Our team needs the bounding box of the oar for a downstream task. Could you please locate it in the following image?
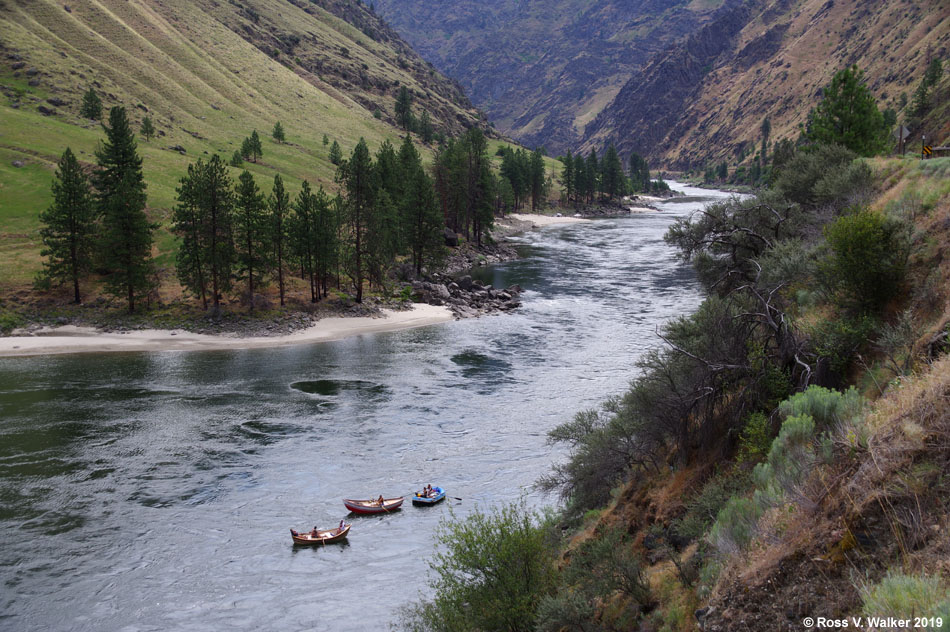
[451,497,463,501]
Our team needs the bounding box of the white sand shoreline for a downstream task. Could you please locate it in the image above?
[506,213,591,227]
[0,304,454,357]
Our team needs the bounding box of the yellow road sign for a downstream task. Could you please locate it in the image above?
[923,145,932,155]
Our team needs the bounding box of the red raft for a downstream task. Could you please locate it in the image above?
[342,497,404,514]
[290,523,350,545]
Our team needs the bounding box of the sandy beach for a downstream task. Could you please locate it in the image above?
[0,304,453,357]
[507,213,591,227]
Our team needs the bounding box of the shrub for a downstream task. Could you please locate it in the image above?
[778,385,865,430]
[561,526,650,606]
[737,412,773,463]
[809,315,877,376]
[709,496,764,555]
[0,310,25,334]
[535,591,599,632]
[819,209,910,312]
[859,572,950,628]
[675,470,752,542]
[773,143,857,207]
[396,503,557,632]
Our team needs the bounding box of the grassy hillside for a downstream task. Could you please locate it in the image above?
[0,0,488,295]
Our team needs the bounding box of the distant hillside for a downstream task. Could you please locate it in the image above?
[581,0,950,167]
[373,0,724,154]
[0,0,488,291]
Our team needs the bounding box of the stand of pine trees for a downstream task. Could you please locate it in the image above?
[38,120,545,313]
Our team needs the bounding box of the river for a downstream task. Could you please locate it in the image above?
[0,183,734,631]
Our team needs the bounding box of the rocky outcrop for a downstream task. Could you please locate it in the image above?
[411,274,522,319]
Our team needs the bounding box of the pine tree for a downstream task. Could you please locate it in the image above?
[601,143,624,200]
[313,186,338,299]
[38,147,97,303]
[269,174,290,306]
[94,106,154,313]
[529,148,546,211]
[806,65,887,156]
[628,153,650,193]
[561,151,575,205]
[760,117,771,166]
[272,121,285,144]
[419,110,434,144]
[322,134,330,146]
[230,150,244,167]
[291,181,320,303]
[234,170,270,310]
[329,139,343,165]
[249,130,263,162]
[337,138,376,302]
[395,85,413,131]
[585,151,599,202]
[80,87,102,120]
[403,155,442,275]
[140,116,155,142]
[172,155,234,313]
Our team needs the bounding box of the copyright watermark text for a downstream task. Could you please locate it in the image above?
[802,617,944,629]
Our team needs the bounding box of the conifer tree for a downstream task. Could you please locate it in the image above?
[806,65,886,156]
[172,155,234,313]
[585,151,599,202]
[290,181,320,303]
[329,139,343,165]
[230,150,243,167]
[313,186,338,299]
[80,87,102,120]
[234,170,270,310]
[401,143,442,275]
[529,148,546,211]
[760,117,771,166]
[573,154,587,208]
[561,151,575,205]
[601,143,624,200]
[38,147,97,303]
[272,121,285,144]
[140,116,155,142]
[418,110,434,144]
[269,174,290,306]
[94,106,154,313]
[242,131,263,162]
[395,85,413,131]
[628,153,650,193]
[337,138,376,302]
[322,134,329,146]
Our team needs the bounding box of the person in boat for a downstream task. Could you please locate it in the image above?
[310,526,319,538]
[290,528,299,537]
[337,519,346,534]
[424,484,432,497]
[377,495,385,506]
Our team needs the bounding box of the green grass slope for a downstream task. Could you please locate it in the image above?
[0,0,486,293]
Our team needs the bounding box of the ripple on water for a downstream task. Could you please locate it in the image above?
[290,379,388,398]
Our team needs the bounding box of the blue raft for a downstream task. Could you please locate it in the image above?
[412,486,445,506]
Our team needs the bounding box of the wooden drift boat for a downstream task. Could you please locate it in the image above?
[412,486,446,506]
[290,523,350,545]
[342,497,404,514]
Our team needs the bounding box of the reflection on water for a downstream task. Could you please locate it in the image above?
[0,184,731,631]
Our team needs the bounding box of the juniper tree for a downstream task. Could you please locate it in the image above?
[94,106,155,313]
[268,174,290,306]
[140,116,155,142]
[234,170,270,310]
[38,147,97,303]
[80,87,102,120]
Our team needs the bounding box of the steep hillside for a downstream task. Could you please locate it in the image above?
[581,0,950,167]
[0,0,487,291]
[373,0,724,154]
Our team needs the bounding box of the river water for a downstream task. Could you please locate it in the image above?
[0,184,733,631]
